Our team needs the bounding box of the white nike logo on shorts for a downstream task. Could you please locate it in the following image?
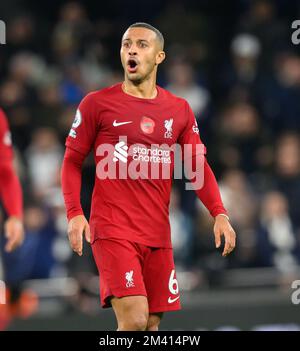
[113,120,133,127]
[168,296,180,304]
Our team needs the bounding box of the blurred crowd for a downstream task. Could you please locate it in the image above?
[0,0,300,312]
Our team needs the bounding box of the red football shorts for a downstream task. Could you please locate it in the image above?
[91,238,181,313]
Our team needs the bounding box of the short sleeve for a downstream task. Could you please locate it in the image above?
[178,102,206,159]
[65,93,99,156]
[0,109,13,160]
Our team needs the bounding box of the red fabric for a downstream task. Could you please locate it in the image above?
[0,109,13,160]
[61,83,227,248]
[91,238,181,313]
[61,147,85,221]
[194,158,228,217]
[0,109,23,218]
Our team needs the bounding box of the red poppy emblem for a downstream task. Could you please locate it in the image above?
[140,116,155,134]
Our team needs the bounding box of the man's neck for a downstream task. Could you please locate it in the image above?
[122,77,158,99]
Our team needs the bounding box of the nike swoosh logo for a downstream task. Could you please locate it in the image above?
[113,120,133,127]
[168,296,180,304]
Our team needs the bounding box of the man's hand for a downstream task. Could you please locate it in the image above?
[214,215,236,257]
[68,215,91,256]
[4,216,24,252]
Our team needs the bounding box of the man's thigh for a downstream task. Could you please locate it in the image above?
[111,295,148,320]
[143,247,181,313]
[91,238,148,308]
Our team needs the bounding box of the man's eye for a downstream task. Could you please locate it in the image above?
[140,43,147,48]
[123,42,130,48]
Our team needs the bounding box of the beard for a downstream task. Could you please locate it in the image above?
[126,72,144,85]
[124,62,156,85]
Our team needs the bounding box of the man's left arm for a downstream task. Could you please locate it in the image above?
[194,157,236,257]
[178,101,236,257]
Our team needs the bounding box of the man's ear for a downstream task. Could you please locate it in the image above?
[156,51,166,65]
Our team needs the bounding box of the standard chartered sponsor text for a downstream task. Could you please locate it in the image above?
[95,137,205,190]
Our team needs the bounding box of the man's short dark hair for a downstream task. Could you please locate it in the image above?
[127,22,164,49]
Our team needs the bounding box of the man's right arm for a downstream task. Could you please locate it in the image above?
[61,93,99,255]
[61,147,85,221]
[61,147,91,256]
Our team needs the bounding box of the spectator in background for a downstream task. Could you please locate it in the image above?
[260,53,300,133]
[166,61,210,118]
[237,0,288,68]
[35,83,63,129]
[169,187,194,269]
[8,52,47,89]
[274,133,300,229]
[0,51,44,150]
[0,203,56,329]
[26,128,63,202]
[256,191,300,277]
[6,15,37,56]
[80,43,113,92]
[193,168,257,272]
[51,2,91,63]
[1,204,57,281]
[220,33,261,104]
[215,102,269,174]
[219,169,257,267]
[60,61,85,104]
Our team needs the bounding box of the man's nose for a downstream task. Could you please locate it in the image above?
[128,45,137,55]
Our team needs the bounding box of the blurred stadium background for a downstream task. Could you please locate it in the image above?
[1,0,300,331]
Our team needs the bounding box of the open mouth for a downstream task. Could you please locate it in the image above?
[127,58,138,73]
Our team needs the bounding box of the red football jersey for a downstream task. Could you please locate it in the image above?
[65,83,205,248]
[0,108,13,160]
